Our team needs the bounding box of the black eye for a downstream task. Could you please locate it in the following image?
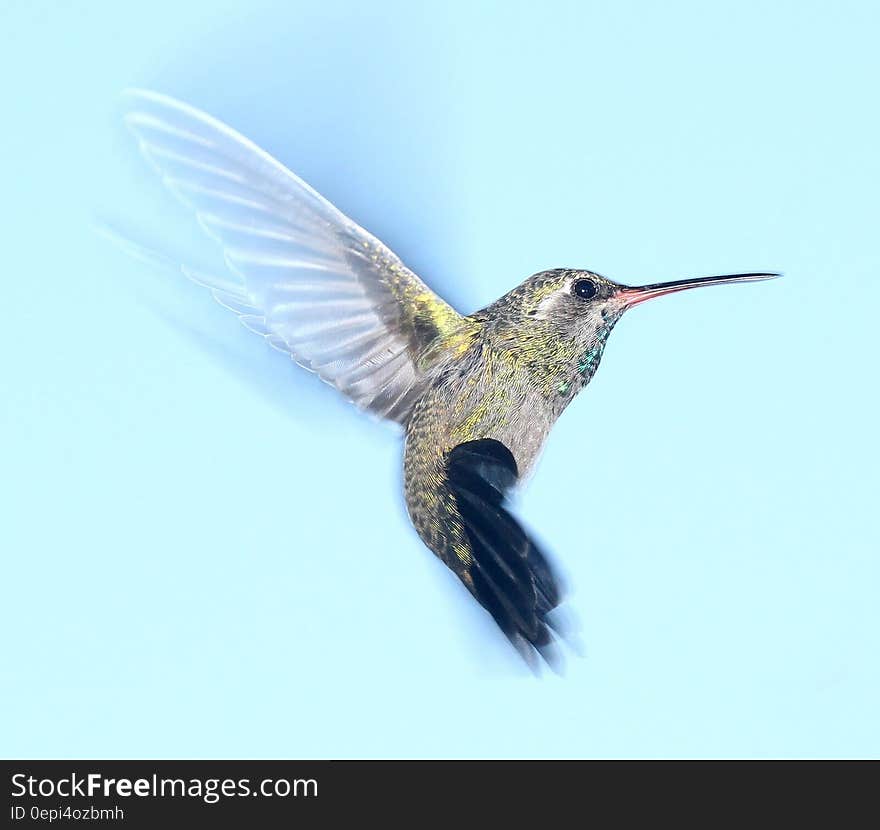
[573,278,598,300]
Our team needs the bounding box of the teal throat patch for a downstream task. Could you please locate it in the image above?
[577,320,614,380]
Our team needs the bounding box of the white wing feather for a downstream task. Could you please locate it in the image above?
[124,89,462,423]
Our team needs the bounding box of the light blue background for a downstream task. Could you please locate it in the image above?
[2,0,878,759]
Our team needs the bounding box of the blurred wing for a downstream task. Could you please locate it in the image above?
[446,439,565,665]
[124,89,463,423]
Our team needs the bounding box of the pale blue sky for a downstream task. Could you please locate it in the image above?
[2,0,878,758]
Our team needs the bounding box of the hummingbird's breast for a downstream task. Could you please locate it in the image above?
[403,338,557,577]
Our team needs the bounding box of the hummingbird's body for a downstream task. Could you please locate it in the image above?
[402,270,629,654]
[124,90,778,665]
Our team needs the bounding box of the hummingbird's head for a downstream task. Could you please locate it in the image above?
[480,268,779,397]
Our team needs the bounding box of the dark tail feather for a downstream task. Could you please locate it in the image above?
[446,439,566,665]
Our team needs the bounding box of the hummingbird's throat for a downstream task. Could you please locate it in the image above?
[557,309,622,399]
[578,341,607,379]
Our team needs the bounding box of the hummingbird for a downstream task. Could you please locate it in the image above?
[123,90,778,667]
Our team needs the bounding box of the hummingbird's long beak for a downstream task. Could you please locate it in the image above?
[619,272,780,308]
